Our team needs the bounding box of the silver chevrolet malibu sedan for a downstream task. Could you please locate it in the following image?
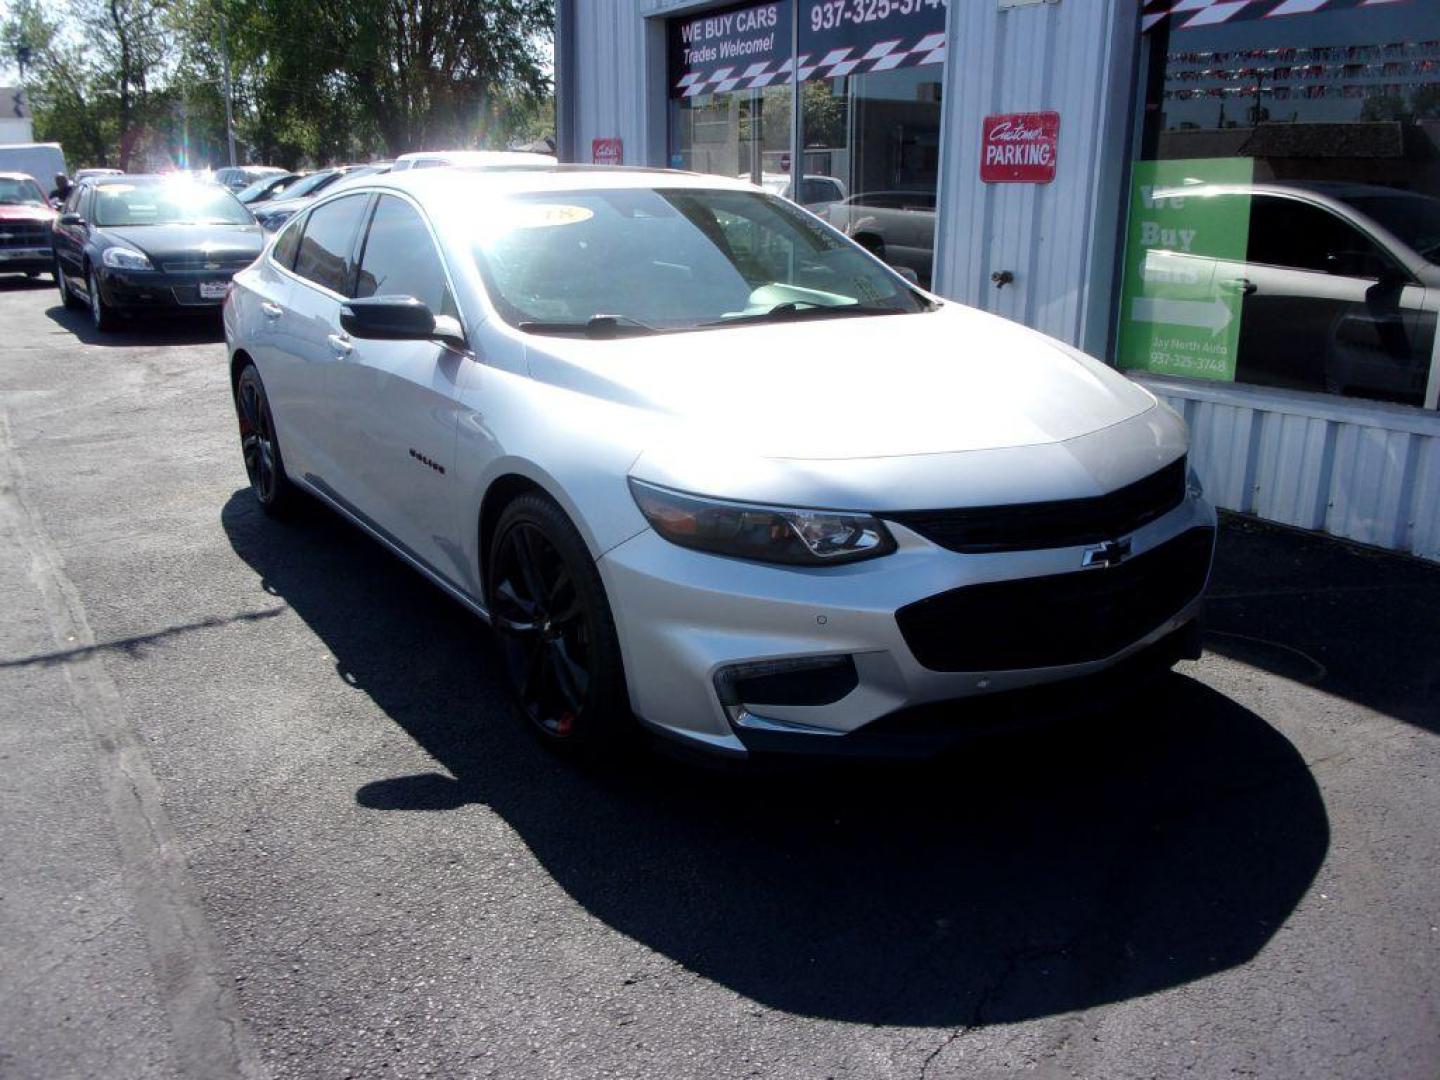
[224,166,1216,759]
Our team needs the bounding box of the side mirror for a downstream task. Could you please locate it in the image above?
[893,265,920,286]
[59,212,84,227]
[340,296,468,352]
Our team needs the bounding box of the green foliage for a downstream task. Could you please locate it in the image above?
[5,0,555,170]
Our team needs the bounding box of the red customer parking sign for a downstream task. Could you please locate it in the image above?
[980,112,1059,184]
[592,138,623,166]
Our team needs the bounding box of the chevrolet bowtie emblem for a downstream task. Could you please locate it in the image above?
[1082,537,1132,569]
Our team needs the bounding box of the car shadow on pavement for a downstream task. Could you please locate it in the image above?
[42,296,225,347]
[1205,513,1440,735]
[221,489,1329,1028]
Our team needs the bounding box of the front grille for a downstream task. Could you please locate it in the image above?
[0,223,50,249]
[895,526,1214,672]
[160,255,254,273]
[886,457,1187,554]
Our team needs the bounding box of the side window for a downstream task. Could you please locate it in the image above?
[65,185,83,216]
[292,194,369,295]
[355,195,457,318]
[1247,196,1391,278]
[270,214,304,270]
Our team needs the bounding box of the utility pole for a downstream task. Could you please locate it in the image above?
[219,7,237,166]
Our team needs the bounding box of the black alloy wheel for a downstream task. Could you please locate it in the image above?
[234,364,293,515]
[487,494,629,751]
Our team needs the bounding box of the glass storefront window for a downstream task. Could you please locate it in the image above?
[667,0,948,287]
[1120,0,1440,410]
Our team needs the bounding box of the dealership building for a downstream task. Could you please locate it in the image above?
[556,0,1440,561]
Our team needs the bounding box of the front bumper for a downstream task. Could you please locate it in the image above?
[96,266,240,311]
[0,247,54,273]
[599,491,1216,758]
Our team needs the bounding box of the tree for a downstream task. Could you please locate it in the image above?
[231,0,553,157]
[2,0,115,168]
[75,0,173,168]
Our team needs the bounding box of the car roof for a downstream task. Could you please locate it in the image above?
[355,164,757,202]
[0,171,46,182]
[394,150,558,167]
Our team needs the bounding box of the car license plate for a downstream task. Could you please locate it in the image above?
[199,281,228,300]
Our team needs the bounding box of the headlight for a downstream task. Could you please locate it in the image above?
[102,246,152,270]
[629,479,896,566]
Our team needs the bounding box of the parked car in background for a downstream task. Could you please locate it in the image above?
[215,165,287,193]
[251,165,388,231]
[820,191,937,287]
[237,172,304,205]
[390,149,557,171]
[742,171,847,209]
[0,172,58,279]
[1138,181,1440,408]
[225,167,1214,759]
[74,168,124,182]
[53,174,264,331]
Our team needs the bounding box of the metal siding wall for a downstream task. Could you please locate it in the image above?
[571,0,655,165]
[1151,381,1440,564]
[931,0,1138,357]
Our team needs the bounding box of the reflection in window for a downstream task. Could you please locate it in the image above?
[1120,2,1440,409]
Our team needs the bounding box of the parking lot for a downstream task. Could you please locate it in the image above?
[0,275,1437,1079]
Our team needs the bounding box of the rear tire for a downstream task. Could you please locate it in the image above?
[486,494,632,755]
[233,363,296,517]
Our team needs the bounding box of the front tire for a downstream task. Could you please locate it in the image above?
[87,267,118,331]
[487,494,631,754]
[234,363,296,516]
[57,262,84,310]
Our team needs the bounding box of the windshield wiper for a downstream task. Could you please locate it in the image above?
[516,313,666,339]
[700,302,910,328]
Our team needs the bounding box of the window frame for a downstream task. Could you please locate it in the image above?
[351,189,469,337]
[1243,193,1413,284]
[281,191,374,300]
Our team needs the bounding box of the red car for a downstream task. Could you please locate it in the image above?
[0,172,58,280]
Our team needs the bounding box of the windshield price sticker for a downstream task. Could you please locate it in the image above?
[512,204,594,230]
[1116,157,1255,382]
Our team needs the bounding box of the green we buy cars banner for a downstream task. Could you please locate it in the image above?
[1117,158,1255,381]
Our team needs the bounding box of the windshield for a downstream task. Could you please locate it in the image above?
[281,171,340,200]
[470,188,931,333]
[237,175,293,202]
[0,177,49,206]
[1341,192,1440,265]
[92,182,253,227]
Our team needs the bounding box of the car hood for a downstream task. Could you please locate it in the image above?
[527,304,1184,510]
[526,304,1157,461]
[102,223,265,262]
[0,204,56,224]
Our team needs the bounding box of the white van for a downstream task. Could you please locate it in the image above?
[0,142,67,192]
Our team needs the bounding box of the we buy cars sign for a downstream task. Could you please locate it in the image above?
[981,112,1059,184]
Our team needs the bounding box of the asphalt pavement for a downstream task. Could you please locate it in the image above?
[1,276,1437,1080]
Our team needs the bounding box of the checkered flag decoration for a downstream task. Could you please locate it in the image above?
[1142,0,1408,33]
[675,32,947,97]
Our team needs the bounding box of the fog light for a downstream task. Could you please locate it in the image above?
[714,655,859,709]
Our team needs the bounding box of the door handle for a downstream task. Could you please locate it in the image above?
[327,333,354,357]
[1221,277,1257,296]
[260,301,283,320]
